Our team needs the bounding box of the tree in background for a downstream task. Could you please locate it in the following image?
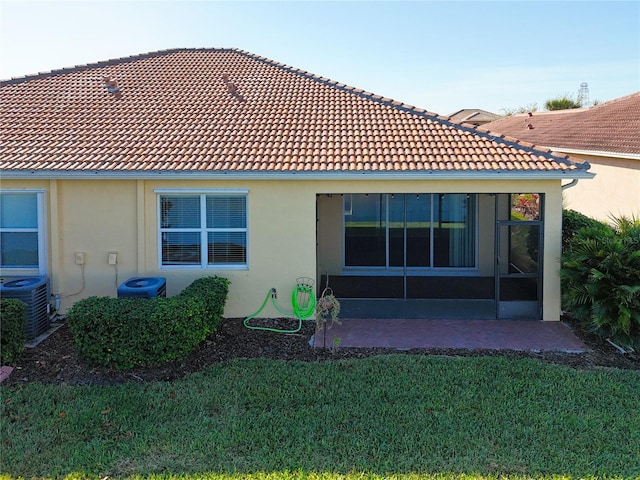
[545,95,582,111]
[499,102,538,117]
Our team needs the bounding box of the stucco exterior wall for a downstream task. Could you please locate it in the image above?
[561,154,640,222]
[1,177,564,320]
[140,180,317,319]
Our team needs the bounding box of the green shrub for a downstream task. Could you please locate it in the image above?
[0,298,27,364]
[177,276,229,331]
[562,209,607,251]
[561,216,640,348]
[67,276,229,369]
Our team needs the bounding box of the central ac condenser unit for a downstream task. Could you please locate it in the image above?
[0,276,50,340]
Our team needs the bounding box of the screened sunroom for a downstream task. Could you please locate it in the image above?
[317,192,544,320]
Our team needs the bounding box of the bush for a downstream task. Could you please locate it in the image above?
[0,298,27,364]
[562,209,607,251]
[67,276,229,369]
[561,216,640,349]
[177,276,229,332]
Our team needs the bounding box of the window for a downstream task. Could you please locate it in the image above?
[344,193,476,270]
[433,194,476,268]
[0,191,46,273]
[158,191,247,268]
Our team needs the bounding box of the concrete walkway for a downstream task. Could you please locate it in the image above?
[313,318,588,352]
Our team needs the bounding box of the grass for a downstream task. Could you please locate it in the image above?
[1,355,639,479]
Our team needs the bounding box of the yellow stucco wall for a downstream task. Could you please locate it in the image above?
[561,154,640,222]
[1,177,564,320]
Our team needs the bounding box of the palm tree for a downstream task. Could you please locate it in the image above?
[545,95,582,111]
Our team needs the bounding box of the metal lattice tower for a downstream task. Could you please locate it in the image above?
[577,82,589,107]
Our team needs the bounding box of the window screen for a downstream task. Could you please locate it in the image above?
[160,193,247,267]
[0,193,41,269]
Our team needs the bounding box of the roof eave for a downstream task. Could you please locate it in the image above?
[0,170,595,181]
[546,147,640,161]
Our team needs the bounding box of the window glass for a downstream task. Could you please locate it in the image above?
[344,194,386,266]
[433,194,476,268]
[405,195,431,267]
[0,193,37,228]
[206,196,246,229]
[161,196,200,228]
[388,195,404,267]
[208,232,247,264]
[344,193,476,270]
[161,232,201,265]
[159,193,247,268]
[0,193,42,270]
[0,232,39,267]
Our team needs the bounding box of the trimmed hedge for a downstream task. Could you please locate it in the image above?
[67,276,229,370]
[0,298,27,365]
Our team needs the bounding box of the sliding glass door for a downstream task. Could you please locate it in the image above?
[344,194,387,266]
[433,194,476,268]
[344,194,477,271]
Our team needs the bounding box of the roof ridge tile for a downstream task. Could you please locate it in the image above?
[1,47,241,85]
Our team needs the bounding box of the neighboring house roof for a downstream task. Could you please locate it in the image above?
[481,92,640,158]
[447,109,501,126]
[0,48,589,179]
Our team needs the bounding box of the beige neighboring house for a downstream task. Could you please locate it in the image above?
[482,92,640,222]
[0,48,592,322]
[447,109,501,127]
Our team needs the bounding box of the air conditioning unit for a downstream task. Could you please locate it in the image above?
[0,276,50,341]
[117,277,167,299]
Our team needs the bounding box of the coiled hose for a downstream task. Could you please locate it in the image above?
[243,284,316,333]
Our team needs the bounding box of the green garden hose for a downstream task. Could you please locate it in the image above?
[244,284,317,333]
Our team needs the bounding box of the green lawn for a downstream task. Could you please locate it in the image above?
[2,355,639,479]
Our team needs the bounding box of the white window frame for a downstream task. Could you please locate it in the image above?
[0,190,47,276]
[155,189,249,270]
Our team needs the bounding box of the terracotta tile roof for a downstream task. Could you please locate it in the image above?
[1,48,588,176]
[481,92,640,156]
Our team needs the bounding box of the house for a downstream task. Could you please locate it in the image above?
[447,109,501,127]
[481,93,640,222]
[0,48,593,321]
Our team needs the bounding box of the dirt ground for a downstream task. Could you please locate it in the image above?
[4,316,639,386]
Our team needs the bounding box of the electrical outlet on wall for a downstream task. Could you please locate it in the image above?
[108,252,118,265]
[75,252,85,265]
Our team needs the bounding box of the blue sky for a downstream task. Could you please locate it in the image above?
[1,0,638,115]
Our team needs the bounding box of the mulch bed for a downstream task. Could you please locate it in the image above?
[3,316,638,386]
